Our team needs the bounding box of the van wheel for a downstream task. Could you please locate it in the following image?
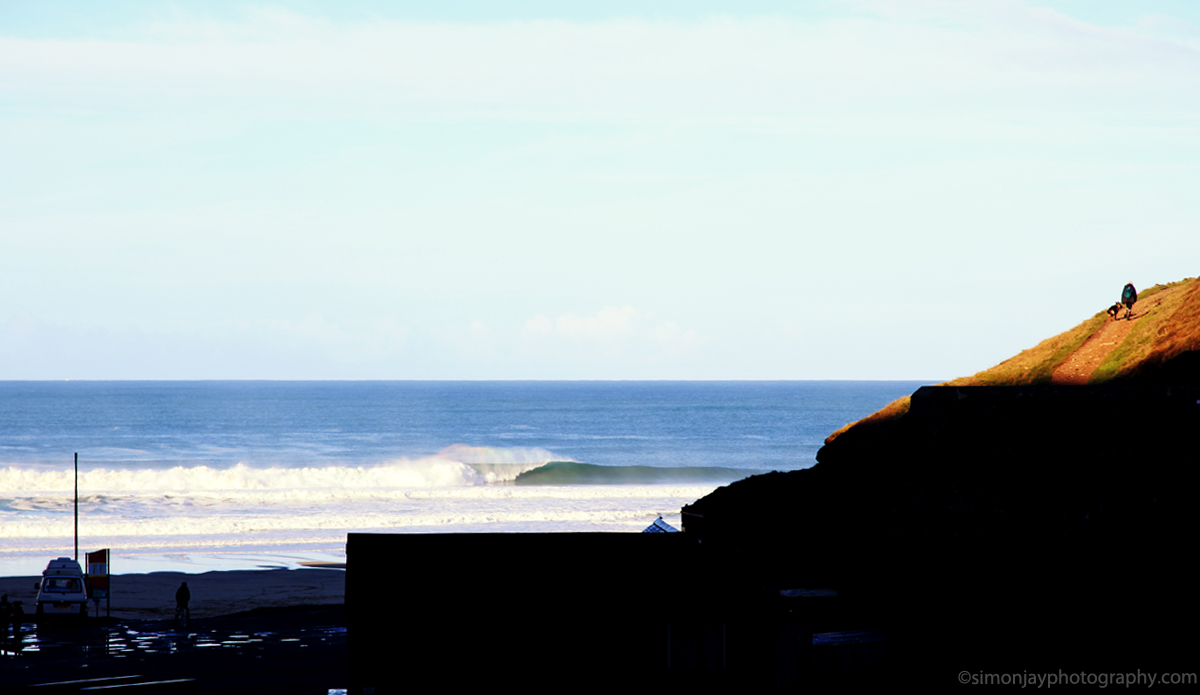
[36,603,43,616]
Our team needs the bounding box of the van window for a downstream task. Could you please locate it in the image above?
[43,577,82,593]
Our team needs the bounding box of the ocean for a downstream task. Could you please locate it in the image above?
[0,381,926,576]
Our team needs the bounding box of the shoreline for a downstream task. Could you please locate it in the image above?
[0,548,349,580]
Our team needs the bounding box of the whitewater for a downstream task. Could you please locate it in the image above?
[0,381,926,575]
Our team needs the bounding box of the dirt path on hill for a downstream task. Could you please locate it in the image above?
[1050,290,1170,384]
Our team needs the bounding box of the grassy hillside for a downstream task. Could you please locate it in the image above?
[825,276,1200,445]
[1091,278,1200,381]
[945,313,1108,387]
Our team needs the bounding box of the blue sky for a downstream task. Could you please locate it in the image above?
[2,0,1198,379]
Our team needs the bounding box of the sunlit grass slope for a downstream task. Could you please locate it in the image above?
[825,276,1200,445]
[1091,278,1200,381]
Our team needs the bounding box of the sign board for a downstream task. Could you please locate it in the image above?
[86,548,111,616]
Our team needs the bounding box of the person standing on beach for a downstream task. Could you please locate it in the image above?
[1122,282,1137,319]
[174,581,191,627]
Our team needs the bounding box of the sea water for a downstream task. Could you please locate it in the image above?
[0,381,925,575]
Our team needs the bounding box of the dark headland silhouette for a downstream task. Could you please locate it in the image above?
[682,276,1200,681]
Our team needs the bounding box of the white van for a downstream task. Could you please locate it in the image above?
[35,557,89,618]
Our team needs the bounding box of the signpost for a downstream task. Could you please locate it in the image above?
[74,453,79,562]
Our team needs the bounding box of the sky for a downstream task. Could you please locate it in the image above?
[1,0,1198,380]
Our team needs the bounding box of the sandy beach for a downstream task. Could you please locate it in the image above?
[0,567,344,621]
[1,568,346,694]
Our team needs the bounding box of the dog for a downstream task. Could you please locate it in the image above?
[1107,302,1123,320]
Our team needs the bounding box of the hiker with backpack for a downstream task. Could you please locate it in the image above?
[1121,283,1137,319]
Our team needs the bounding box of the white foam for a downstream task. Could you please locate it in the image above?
[0,444,570,496]
[0,444,712,574]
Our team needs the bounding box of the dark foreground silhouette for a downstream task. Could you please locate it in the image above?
[0,605,345,694]
[683,378,1199,683]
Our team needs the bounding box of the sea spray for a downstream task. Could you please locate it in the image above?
[0,445,567,494]
[0,444,732,566]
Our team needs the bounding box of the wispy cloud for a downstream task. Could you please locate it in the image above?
[524,307,640,339]
[3,4,1196,132]
[268,313,410,361]
[522,307,700,356]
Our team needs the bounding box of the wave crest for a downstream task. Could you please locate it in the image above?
[0,445,568,494]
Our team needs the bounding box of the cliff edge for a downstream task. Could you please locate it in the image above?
[823,275,1200,447]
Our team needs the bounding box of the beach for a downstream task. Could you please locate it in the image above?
[0,567,344,622]
[1,568,347,694]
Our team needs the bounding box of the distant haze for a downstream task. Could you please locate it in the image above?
[2,1,1198,380]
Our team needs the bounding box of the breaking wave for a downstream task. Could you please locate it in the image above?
[0,445,755,497]
[0,445,562,495]
[0,444,748,558]
[514,461,756,485]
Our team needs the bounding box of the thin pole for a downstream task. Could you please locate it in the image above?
[74,452,79,562]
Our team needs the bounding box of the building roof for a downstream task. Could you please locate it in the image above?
[641,517,679,533]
